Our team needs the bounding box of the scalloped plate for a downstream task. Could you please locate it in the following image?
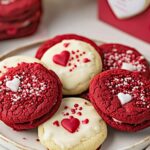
[0,39,149,150]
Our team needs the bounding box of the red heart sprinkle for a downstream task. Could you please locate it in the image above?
[61,117,80,133]
[53,51,70,67]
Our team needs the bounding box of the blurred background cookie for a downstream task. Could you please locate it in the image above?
[0,0,42,40]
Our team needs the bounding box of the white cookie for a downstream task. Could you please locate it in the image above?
[0,56,43,77]
[38,97,107,150]
[41,39,102,95]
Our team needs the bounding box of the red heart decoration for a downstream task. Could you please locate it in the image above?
[61,117,80,133]
[53,51,70,67]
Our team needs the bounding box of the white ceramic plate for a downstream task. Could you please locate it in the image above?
[0,40,149,150]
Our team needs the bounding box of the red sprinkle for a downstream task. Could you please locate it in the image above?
[77,112,82,116]
[77,50,80,52]
[71,109,76,114]
[64,106,68,109]
[65,112,69,116]
[74,104,79,107]
[71,51,75,54]
[69,116,74,119]
[85,102,88,105]
[82,119,89,124]
[53,121,60,127]
[83,58,91,63]
[75,55,79,58]
[68,63,71,66]
[79,107,83,110]
[63,43,70,48]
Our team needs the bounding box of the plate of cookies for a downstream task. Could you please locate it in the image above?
[0,34,149,150]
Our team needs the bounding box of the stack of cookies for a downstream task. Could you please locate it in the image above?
[0,33,149,150]
[0,0,42,40]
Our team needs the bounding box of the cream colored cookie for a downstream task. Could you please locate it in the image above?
[0,56,43,77]
[41,39,102,95]
[38,98,107,150]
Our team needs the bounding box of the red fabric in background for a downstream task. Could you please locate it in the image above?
[98,0,150,43]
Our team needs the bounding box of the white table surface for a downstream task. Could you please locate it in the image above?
[0,0,150,149]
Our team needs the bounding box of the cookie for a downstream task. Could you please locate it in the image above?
[0,0,41,18]
[38,97,107,150]
[89,69,150,132]
[0,56,42,77]
[0,11,41,40]
[36,34,103,95]
[0,0,42,40]
[99,43,150,78]
[0,56,62,130]
[0,21,40,40]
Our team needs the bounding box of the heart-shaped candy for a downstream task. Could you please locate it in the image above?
[108,0,150,19]
[6,78,20,92]
[53,51,70,67]
[117,93,132,105]
[121,63,137,71]
[61,117,80,133]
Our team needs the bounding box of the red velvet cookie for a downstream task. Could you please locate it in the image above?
[89,69,150,132]
[0,0,42,40]
[0,0,41,18]
[99,44,150,78]
[0,11,41,40]
[0,62,62,130]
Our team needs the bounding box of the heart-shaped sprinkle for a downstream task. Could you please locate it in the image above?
[61,117,80,133]
[53,51,70,67]
[6,78,20,92]
[108,0,150,19]
[121,63,137,71]
[117,93,132,105]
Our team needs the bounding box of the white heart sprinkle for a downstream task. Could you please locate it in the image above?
[6,78,20,92]
[121,63,137,71]
[107,0,150,19]
[117,93,132,105]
